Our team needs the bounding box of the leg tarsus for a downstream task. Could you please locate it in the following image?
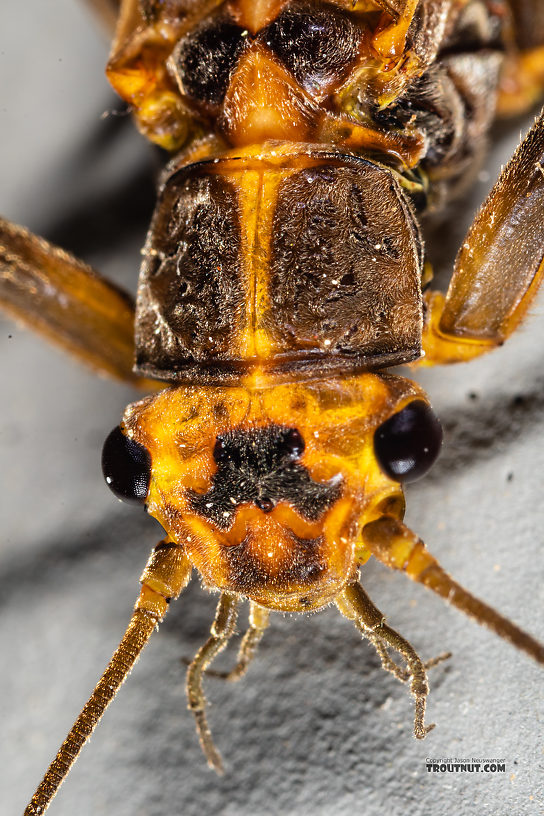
[209,604,270,683]
[337,581,435,740]
[367,631,451,683]
[423,651,452,672]
[185,593,239,774]
[182,604,270,683]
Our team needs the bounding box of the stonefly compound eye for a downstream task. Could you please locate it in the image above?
[374,400,443,482]
[101,426,151,504]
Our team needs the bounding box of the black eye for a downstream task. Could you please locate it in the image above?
[102,426,152,504]
[374,400,442,483]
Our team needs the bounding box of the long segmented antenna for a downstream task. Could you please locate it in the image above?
[362,515,544,665]
[25,607,159,816]
[24,541,191,816]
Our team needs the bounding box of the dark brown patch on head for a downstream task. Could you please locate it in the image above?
[224,531,326,593]
[188,424,342,529]
[135,165,245,379]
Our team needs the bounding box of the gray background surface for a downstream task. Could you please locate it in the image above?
[0,2,543,815]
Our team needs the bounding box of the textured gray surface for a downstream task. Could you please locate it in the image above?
[1,3,543,815]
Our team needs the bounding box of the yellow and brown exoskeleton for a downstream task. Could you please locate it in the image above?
[1,1,544,813]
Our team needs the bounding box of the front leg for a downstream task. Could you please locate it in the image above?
[419,107,544,367]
